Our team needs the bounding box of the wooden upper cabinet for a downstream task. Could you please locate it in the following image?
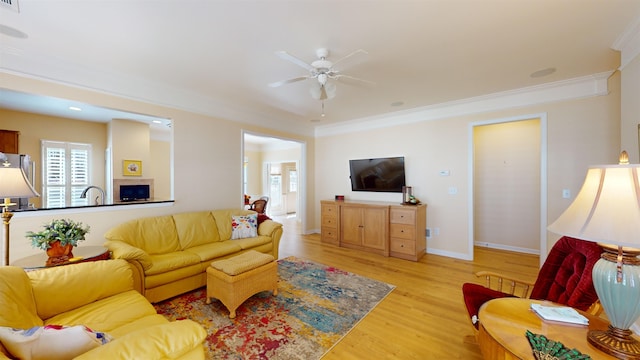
[0,130,20,153]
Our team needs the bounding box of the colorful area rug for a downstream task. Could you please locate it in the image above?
[154,256,395,359]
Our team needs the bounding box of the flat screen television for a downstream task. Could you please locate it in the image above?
[349,156,406,193]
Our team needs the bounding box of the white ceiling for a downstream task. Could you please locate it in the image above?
[1,0,639,137]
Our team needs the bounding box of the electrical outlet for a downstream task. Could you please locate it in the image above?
[434,228,440,236]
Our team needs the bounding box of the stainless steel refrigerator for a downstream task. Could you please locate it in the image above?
[3,153,37,211]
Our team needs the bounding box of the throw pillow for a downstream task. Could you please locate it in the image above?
[257,213,271,225]
[0,325,111,360]
[231,214,258,239]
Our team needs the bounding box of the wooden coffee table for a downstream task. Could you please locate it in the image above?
[477,298,617,359]
[11,246,111,270]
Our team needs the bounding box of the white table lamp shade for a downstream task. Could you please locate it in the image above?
[0,167,39,200]
[548,165,640,248]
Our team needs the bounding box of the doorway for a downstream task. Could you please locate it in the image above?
[469,114,548,263]
[242,132,305,235]
[266,162,297,216]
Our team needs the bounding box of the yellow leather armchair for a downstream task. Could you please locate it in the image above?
[0,259,206,359]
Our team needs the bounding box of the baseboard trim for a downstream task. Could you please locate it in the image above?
[473,241,540,255]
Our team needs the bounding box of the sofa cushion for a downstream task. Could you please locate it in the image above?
[145,263,203,290]
[231,214,258,239]
[0,267,43,330]
[28,260,134,321]
[210,250,274,276]
[103,240,152,270]
[0,325,111,360]
[258,219,283,236]
[144,251,202,276]
[103,314,168,338]
[44,290,157,333]
[104,216,180,255]
[184,241,243,262]
[74,320,207,360]
[173,211,221,249]
[231,235,273,251]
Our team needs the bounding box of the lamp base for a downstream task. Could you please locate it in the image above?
[2,207,14,266]
[588,326,640,359]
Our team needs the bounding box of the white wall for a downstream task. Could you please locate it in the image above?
[1,72,314,262]
[621,50,640,162]
[315,74,620,260]
[0,58,630,264]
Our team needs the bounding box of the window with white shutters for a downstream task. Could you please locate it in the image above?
[41,140,92,208]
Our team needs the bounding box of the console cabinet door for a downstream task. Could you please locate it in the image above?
[340,204,389,256]
[340,206,363,246]
[362,207,388,252]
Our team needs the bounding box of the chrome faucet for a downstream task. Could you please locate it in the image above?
[80,185,105,205]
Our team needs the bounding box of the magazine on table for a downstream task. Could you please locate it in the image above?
[530,303,589,326]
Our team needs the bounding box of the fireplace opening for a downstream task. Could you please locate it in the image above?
[120,184,150,201]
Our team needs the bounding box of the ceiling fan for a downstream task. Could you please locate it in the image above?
[269,48,373,101]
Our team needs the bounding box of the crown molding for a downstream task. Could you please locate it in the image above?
[314,71,614,138]
[612,15,640,70]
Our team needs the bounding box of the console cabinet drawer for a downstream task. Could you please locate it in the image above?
[321,203,338,216]
[390,209,415,225]
[322,216,337,227]
[322,227,338,241]
[390,238,417,256]
[390,223,415,240]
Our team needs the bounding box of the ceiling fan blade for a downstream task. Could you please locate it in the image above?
[331,49,368,67]
[334,74,375,86]
[268,76,310,88]
[275,51,315,72]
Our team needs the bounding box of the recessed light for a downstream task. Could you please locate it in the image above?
[68,106,82,111]
[530,67,556,78]
[391,101,404,107]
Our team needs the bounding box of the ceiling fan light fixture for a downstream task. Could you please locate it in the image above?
[325,82,336,97]
[309,82,336,100]
[318,73,328,85]
[270,47,370,101]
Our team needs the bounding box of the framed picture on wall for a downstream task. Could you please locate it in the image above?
[123,160,142,176]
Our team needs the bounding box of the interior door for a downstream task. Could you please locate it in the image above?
[283,162,297,214]
[267,163,284,215]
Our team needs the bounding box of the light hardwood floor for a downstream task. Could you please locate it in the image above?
[274,215,540,359]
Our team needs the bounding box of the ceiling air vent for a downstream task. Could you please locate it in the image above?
[0,0,19,12]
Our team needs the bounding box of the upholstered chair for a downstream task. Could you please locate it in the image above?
[249,198,268,214]
[462,236,602,329]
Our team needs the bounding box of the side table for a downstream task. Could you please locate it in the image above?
[477,298,617,359]
[11,246,111,270]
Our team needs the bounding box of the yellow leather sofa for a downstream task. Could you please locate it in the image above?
[0,259,207,359]
[104,209,283,303]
